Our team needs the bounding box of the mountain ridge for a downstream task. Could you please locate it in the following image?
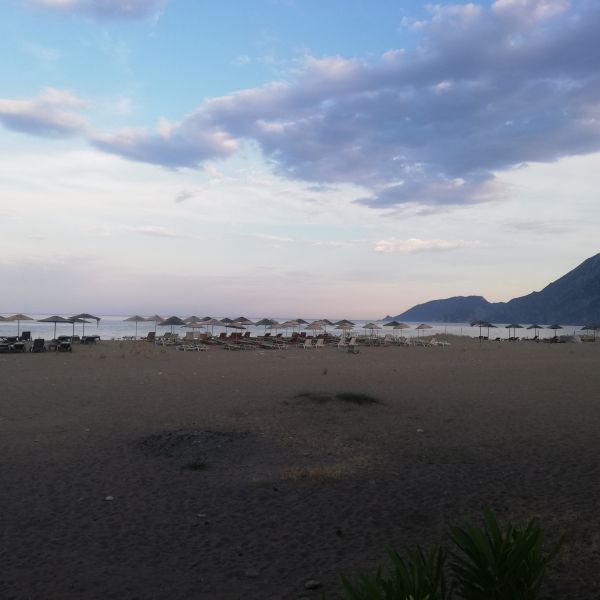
[390,253,600,324]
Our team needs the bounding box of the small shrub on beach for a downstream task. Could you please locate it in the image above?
[336,392,379,405]
[183,459,207,471]
[342,545,449,600]
[284,465,343,481]
[341,508,561,600]
[295,391,379,405]
[448,507,562,600]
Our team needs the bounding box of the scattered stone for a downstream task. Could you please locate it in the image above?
[245,568,260,578]
[304,579,321,590]
[416,428,424,433]
[105,496,114,501]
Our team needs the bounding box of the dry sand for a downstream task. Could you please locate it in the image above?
[2,337,600,599]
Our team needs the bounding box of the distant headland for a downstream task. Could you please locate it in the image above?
[388,253,600,325]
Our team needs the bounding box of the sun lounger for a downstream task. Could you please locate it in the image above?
[302,339,314,349]
[314,338,325,349]
[31,338,46,353]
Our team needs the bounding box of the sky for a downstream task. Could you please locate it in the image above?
[1,0,599,318]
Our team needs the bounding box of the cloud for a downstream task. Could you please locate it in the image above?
[0,87,87,137]
[78,0,600,210]
[89,116,238,168]
[127,226,191,239]
[29,0,166,20]
[373,238,482,254]
[245,233,294,243]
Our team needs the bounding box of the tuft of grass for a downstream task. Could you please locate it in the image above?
[336,392,379,405]
[341,508,562,600]
[449,506,562,600]
[295,391,379,405]
[284,465,343,482]
[183,459,208,471]
[342,545,449,600]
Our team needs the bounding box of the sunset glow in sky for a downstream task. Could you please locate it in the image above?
[1,0,599,318]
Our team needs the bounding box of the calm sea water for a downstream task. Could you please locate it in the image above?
[0,315,584,340]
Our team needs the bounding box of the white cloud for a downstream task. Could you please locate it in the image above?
[126,226,192,239]
[374,238,483,254]
[0,87,87,137]
[29,0,166,20]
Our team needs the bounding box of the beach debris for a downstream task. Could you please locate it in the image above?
[417,428,424,433]
[304,579,322,590]
[105,496,114,501]
[323,367,328,375]
[244,568,260,578]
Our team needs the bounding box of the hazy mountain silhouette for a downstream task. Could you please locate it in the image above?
[391,253,600,324]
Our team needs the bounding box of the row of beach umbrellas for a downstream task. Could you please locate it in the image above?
[0,313,101,338]
[470,320,600,339]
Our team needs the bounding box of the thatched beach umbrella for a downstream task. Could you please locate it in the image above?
[505,323,523,339]
[233,317,254,326]
[384,320,410,339]
[548,323,563,339]
[38,315,72,339]
[71,313,100,337]
[416,323,433,338]
[184,315,202,323]
[527,323,545,338]
[201,318,224,334]
[335,323,353,338]
[158,316,185,333]
[581,324,599,340]
[6,313,34,337]
[280,320,299,335]
[363,322,382,337]
[124,315,147,339]
[305,321,324,336]
[145,315,164,333]
[68,317,89,338]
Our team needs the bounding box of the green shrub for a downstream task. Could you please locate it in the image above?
[341,508,561,600]
[341,546,449,600]
[449,507,561,600]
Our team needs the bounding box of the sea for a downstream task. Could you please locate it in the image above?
[0,314,585,341]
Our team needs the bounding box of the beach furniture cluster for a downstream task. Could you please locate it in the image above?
[0,313,101,353]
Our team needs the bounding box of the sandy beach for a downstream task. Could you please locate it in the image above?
[2,337,600,599]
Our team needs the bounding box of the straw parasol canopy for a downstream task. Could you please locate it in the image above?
[505,323,523,339]
[38,315,72,338]
[305,321,324,335]
[158,316,185,333]
[581,324,599,340]
[145,315,164,333]
[71,313,100,337]
[363,322,382,336]
[68,317,89,337]
[548,323,563,338]
[416,323,433,337]
[6,313,34,337]
[201,318,224,334]
[279,320,300,335]
[384,320,410,338]
[220,317,234,325]
[233,317,255,326]
[526,323,545,338]
[124,315,147,338]
[335,323,354,338]
[184,315,202,323]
